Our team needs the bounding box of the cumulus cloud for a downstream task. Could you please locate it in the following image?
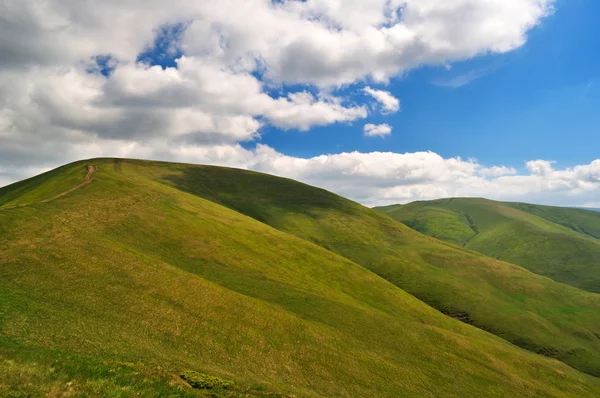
[6,140,597,208]
[0,0,555,79]
[210,149,600,207]
[478,165,518,178]
[363,87,400,114]
[526,160,556,176]
[0,0,563,206]
[363,124,392,137]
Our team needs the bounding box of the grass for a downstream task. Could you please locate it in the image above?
[1,158,600,397]
[375,198,600,293]
[153,163,600,376]
[0,336,200,397]
[0,163,93,208]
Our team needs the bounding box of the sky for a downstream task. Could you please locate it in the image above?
[1,0,599,207]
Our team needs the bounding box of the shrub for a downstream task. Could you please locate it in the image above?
[180,370,234,390]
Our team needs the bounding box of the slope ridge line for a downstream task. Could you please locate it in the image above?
[0,165,97,211]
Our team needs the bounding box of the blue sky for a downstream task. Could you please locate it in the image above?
[2,0,599,206]
[257,0,599,171]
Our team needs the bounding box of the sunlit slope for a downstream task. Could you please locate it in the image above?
[4,160,600,396]
[0,163,92,208]
[151,163,600,377]
[376,198,600,293]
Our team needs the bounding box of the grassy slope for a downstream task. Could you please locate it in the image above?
[508,202,600,240]
[155,164,600,377]
[0,163,90,208]
[374,204,477,245]
[3,160,599,396]
[376,198,600,293]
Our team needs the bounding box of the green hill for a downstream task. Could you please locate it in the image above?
[156,164,600,375]
[2,159,600,397]
[375,198,600,293]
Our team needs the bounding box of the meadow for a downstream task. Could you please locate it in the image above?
[1,159,600,396]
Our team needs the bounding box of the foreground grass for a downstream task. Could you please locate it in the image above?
[1,158,600,397]
[0,337,200,397]
[0,337,286,397]
[376,198,600,293]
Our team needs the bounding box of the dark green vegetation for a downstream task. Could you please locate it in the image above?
[181,370,233,390]
[2,159,600,397]
[376,198,600,293]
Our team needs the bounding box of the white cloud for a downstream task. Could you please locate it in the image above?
[100,58,367,132]
[526,160,556,176]
[4,137,599,208]
[363,123,392,137]
[260,92,367,131]
[236,149,600,207]
[0,0,560,206]
[0,0,555,81]
[363,87,400,114]
[0,60,368,162]
[432,68,494,88]
[478,165,518,178]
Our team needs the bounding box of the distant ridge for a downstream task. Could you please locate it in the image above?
[375,198,600,293]
[583,207,600,212]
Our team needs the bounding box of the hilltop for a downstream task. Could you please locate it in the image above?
[375,198,600,293]
[1,159,600,397]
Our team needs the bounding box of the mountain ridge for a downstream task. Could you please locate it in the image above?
[375,197,600,293]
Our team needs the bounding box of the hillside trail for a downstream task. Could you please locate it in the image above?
[0,165,97,211]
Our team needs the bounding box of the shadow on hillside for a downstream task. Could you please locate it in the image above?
[164,166,356,225]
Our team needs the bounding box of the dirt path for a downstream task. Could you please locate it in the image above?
[0,165,97,211]
[40,165,97,203]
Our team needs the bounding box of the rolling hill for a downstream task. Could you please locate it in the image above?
[2,159,600,397]
[154,163,600,375]
[375,198,600,293]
